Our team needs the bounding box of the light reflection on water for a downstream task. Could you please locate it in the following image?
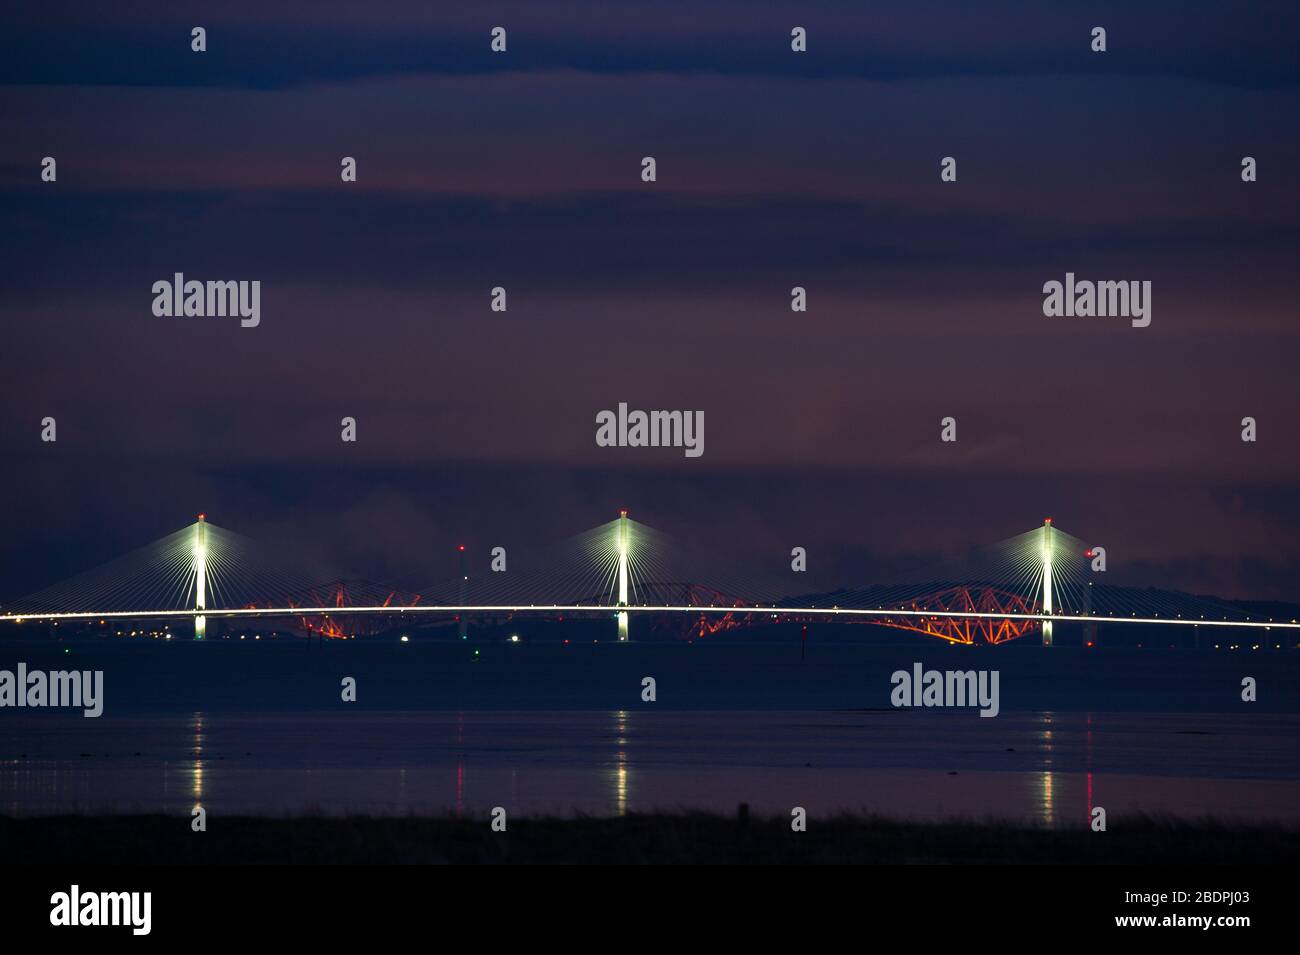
[190,711,204,811]
[1039,713,1054,826]
[1,710,1297,826]
[612,709,630,816]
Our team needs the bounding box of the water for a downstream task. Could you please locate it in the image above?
[2,710,1297,825]
[3,640,1298,825]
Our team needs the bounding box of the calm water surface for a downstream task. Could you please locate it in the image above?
[2,710,1297,825]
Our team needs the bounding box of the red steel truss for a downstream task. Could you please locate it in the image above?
[874,585,1039,644]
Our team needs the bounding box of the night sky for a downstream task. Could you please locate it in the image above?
[2,2,1298,601]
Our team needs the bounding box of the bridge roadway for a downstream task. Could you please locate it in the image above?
[1,604,1296,631]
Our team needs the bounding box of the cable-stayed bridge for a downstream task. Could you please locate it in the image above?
[1,511,1296,645]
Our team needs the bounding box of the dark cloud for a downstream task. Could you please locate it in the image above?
[2,2,1298,606]
[3,2,1297,89]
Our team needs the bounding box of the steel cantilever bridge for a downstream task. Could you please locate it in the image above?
[1,511,1296,645]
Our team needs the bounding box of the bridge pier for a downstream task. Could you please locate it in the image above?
[193,514,207,639]
[1040,518,1054,647]
[617,509,629,641]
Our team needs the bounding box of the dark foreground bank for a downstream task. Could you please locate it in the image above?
[7,812,1300,864]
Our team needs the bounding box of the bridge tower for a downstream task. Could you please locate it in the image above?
[193,514,208,639]
[1040,517,1054,646]
[617,509,630,641]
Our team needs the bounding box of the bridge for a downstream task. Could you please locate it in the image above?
[1,511,1296,645]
